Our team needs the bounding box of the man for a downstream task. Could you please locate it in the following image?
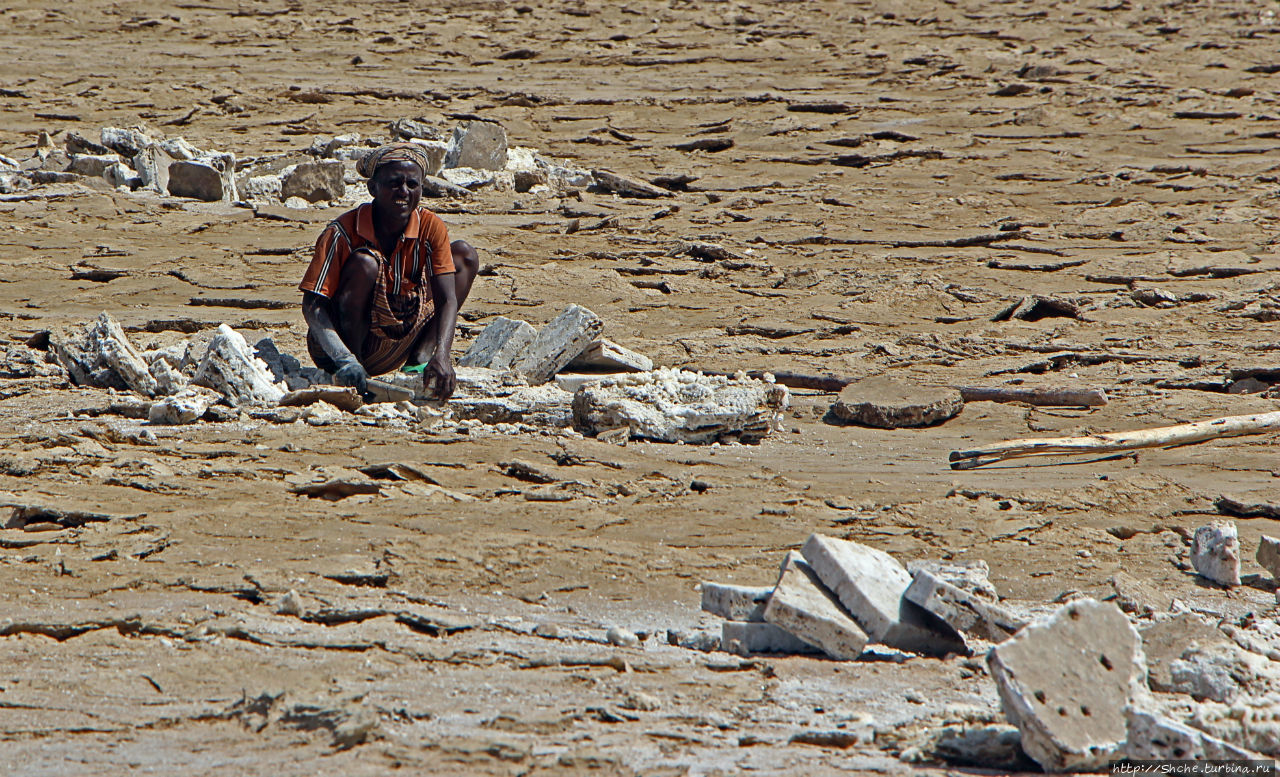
[299,143,479,400]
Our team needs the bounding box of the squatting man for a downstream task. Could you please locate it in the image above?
[299,143,479,399]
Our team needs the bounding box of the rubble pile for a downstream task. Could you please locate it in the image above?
[0,118,597,206]
[697,532,1280,772]
[15,307,789,444]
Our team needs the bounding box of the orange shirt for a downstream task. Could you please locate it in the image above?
[299,203,455,300]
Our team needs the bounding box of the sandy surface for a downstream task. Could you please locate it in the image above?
[2,0,1280,773]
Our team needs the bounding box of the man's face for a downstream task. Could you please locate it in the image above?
[368,160,422,221]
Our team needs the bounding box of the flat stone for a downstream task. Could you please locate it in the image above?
[553,374,605,393]
[132,145,173,193]
[831,376,964,428]
[512,305,604,384]
[192,324,285,406]
[802,534,964,656]
[64,132,112,156]
[1126,709,1264,761]
[148,387,218,425]
[421,175,472,198]
[281,160,345,203]
[700,582,771,622]
[721,621,820,656]
[763,551,868,660]
[1192,520,1241,586]
[440,166,496,190]
[1140,613,1231,694]
[572,368,791,445]
[68,153,120,178]
[904,569,1026,643]
[51,312,159,397]
[1257,535,1280,580]
[444,120,508,171]
[591,169,669,198]
[389,118,443,142]
[567,338,653,372]
[458,316,537,370]
[906,559,998,600]
[986,599,1148,772]
[1110,570,1175,617]
[168,159,231,202]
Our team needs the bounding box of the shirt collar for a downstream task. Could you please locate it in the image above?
[355,203,420,244]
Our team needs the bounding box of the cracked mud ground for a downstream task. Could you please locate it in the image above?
[2,0,1280,774]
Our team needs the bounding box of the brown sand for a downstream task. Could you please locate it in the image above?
[1,0,1279,773]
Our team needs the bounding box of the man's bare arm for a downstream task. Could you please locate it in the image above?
[423,272,458,399]
[302,291,369,393]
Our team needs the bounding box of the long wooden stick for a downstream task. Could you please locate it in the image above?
[950,410,1280,470]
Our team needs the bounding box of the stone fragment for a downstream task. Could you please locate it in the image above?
[132,145,173,193]
[721,621,819,656]
[281,160,346,203]
[667,628,720,652]
[1257,535,1280,580]
[158,136,201,160]
[572,368,790,444]
[1167,641,1280,703]
[104,162,134,188]
[700,582,770,621]
[65,132,112,156]
[802,534,964,656]
[421,175,472,198]
[69,153,121,178]
[440,166,496,190]
[591,169,669,198]
[444,120,508,171]
[241,174,282,201]
[928,724,1031,770]
[0,171,31,193]
[100,127,152,158]
[279,386,363,413]
[513,169,546,193]
[1126,709,1265,761]
[389,118,443,142]
[905,569,1027,643]
[986,599,1148,772]
[605,627,640,647]
[906,559,998,600]
[458,316,537,370]
[192,324,285,406]
[1109,571,1175,617]
[150,358,189,395]
[0,343,64,379]
[567,338,653,372]
[763,551,868,660]
[1185,696,1280,756]
[1140,613,1232,694]
[512,305,604,384]
[253,336,304,386]
[831,376,963,428]
[168,159,230,201]
[553,374,605,393]
[51,312,159,396]
[1191,520,1241,586]
[148,387,218,425]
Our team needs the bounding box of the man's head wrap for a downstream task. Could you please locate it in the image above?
[357,142,433,179]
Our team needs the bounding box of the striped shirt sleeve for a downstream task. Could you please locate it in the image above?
[299,220,351,298]
[421,210,455,276]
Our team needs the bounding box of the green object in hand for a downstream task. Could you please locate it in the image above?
[401,363,427,374]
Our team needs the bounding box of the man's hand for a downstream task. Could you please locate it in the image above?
[423,351,456,400]
[333,356,370,398]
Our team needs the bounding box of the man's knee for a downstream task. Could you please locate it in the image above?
[341,250,379,286]
[451,240,479,277]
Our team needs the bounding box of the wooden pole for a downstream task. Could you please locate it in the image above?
[949,410,1280,470]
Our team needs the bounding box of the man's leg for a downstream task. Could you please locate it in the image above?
[411,240,480,363]
[333,249,379,360]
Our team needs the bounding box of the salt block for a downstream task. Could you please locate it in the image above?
[168,159,229,202]
[1191,520,1241,586]
[831,376,963,428]
[1257,535,1280,580]
[512,305,604,384]
[553,374,605,393]
[192,324,285,406]
[572,368,790,445]
[444,120,508,171]
[721,621,819,656]
[100,127,151,158]
[701,582,770,621]
[51,312,158,397]
[986,599,1148,772]
[906,559,997,600]
[1109,571,1174,617]
[567,338,653,372]
[904,569,1026,643]
[763,552,868,660]
[458,316,537,370]
[148,388,217,425]
[1139,613,1231,694]
[133,145,173,193]
[281,161,345,203]
[69,153,120,178]
[802,534,964,656]
[1126,709,1264,761]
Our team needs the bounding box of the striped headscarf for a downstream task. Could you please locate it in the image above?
[357,142,433,179]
